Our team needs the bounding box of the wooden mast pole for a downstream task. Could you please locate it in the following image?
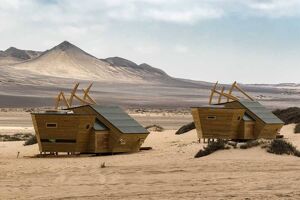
[227,81,236,102]
[218,87,225,104]
[209,81,218,105]
[68,83,80,107]
[234,83,254,101]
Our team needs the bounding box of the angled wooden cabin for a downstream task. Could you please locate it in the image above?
[70,105,149,153]
[31,83,149,154]
[192,82,284,140]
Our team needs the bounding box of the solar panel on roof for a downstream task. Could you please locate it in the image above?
[238,100,283,124]
[91,105,149,134]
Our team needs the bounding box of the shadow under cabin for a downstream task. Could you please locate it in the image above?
[31,83,149,155]
[191,81,284,141]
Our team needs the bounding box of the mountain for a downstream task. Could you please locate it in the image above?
[8,41,174,83]
[4,47,42,60]
[0,47,41,66]
[0,41,298,108]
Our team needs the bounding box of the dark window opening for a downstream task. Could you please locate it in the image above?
[86,124,90,129]
[207,116,216,120]
[41,139,76,143]
[237,116,241,120]
[46,123,57,128]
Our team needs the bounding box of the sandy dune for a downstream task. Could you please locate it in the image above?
[1,125,300,200]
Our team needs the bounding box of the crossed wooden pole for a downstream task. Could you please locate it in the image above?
[209,81,254,105]
[55,83,96,109]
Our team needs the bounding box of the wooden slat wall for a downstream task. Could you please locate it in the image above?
[193,108,245,139]
[258,124,283,139]
[238,120,255,139]
[71,106,149,153]
[191,108,203,139]
[95,131,110,153]
[32,114,95,152]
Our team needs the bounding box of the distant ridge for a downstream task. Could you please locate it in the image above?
[0,47,41,66]
[3,41,176,83]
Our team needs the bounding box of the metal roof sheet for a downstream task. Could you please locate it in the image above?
[239,100,283,124]
[91,105,149,134]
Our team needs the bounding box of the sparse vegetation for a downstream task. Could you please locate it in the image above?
[267,139,300,157]
[24,135,37,146]
[145,124,164,132]
[0,133,33,142]
[273,107,300,124]
[295,123,300,134]
[194,140,229,158]
[175,122,195,135]
[239,140,261,149]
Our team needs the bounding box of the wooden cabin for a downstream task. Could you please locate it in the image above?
[31,83,149,154]
[192,82,284,140]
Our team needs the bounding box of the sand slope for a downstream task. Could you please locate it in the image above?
[1,126,300,200]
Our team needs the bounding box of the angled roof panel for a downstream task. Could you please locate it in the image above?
[90,105,149,134]
[238,100,283,124]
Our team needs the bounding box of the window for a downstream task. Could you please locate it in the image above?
[40,139,76,143]
[207,116,216,120]
[237,116,241,120]
[46,123,57,128]
[86,124,90,129]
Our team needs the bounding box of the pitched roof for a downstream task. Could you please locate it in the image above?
[90,105,149,134]
[238,100,283,124]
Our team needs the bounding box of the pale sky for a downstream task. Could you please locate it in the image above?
[1,0,300,84]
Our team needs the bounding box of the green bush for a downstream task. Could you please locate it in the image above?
[194,140,228,158]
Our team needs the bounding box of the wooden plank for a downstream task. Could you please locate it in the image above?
[218,87,225,104]
[209,81,218,105]
[68,83,80,106]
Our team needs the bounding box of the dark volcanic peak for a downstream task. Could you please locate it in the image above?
[0,50,6,57]
[5,47,31,60]
[3,47,42,60]
[53,41,78,51]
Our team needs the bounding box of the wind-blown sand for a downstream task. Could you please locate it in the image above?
[1,125,300,200]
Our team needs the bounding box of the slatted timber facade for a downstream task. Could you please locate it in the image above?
[31,105,149,154]
[70,105,149,153]
[192,100,284,140]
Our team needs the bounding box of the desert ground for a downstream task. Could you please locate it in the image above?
[0,111,300,200]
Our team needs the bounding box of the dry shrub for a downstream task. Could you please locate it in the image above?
[273,107,300,124]
[175,122,195,135]
[0,133,33,142]
[267,139,300,157]
[295,123,300,134]
[23,135,37,146]
[194,140,229,158]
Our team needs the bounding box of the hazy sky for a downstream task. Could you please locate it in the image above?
[1,0,300,84]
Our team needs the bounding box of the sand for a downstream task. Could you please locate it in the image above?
[1,125,300,200]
